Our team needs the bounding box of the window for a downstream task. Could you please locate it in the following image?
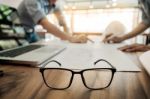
[64,8,139,34]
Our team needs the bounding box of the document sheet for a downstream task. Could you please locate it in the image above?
[47,43,141,72]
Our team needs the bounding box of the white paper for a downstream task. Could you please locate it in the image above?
[47,43,141,72]
[48,44,94,69]
[92,43,141,71]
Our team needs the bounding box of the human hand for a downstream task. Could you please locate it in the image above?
[103,33,124,43]
[69,34,88,43]
[119,44,150,52]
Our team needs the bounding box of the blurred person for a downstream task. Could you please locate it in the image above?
[103,0,150,52]
[17,0,87,43]
[103,0,150,44]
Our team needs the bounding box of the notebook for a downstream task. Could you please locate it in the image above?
[0,43,66,66]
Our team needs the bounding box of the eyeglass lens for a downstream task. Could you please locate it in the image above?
[43,69,72,89]
[82,69,113,89]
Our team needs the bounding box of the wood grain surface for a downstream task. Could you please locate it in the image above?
[0,54,150,99]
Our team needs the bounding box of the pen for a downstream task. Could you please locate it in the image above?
[87,38,94,43]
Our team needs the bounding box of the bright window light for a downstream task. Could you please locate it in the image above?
[64,8,139,34]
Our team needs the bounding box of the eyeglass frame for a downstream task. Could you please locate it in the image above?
[39,59,116,90]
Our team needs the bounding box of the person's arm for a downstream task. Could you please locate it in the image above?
[119,43,150,52]
[53,10,70,33]
[39,17,87,43]
[103,22,149,43]
[39,17,70,40]
[121,22,149,41]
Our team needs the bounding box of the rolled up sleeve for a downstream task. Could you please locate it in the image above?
[141,9,150,26]
[24,0,46,24]
[53,5,65,26]
[54,4,62,12]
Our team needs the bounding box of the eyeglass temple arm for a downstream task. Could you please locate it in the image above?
[94,59,116,69]
[41,60,61,68]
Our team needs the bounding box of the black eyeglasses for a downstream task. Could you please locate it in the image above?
[39,59,116,90]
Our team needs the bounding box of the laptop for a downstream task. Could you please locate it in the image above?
[0,44,66,66]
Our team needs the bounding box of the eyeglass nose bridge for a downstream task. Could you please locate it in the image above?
[71,71,84,83]
[70,71,87,88]
[73,71,82,74]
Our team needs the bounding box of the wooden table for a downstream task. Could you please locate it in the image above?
[0,53,150,99]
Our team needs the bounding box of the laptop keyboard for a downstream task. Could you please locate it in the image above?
[0,45,44,57]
